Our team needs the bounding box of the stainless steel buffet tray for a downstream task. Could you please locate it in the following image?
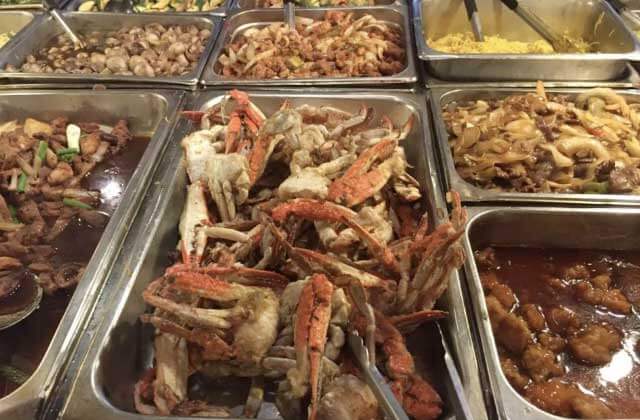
[413,0,639,81]
[0,11,37,54]
[0,0,66,10]
[0,90,184,420]
[430,86,640,206]
[462,206,640,420]
[201,6,417,87]
[0,12,221,88]
[65,0,229,16]
[56,90,488,420]
[230,0,400,10]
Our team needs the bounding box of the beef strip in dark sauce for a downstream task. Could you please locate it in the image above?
[476,247,640,419]
[0,115,148,398]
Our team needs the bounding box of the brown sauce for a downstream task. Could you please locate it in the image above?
[478,247,640,418]
[0,137,149,399]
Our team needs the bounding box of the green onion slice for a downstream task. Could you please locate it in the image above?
[62,198,93,210]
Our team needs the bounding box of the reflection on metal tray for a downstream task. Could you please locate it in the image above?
[201,6,416,87]
[430,86,640,206]
[0,11,36,53]
[0,12,221,88]
[0,90,183,420]
[462,206,640,420]
[0,0,66,10]
[56,91,488,420]
[413,0,639,81]
[65,0,229,16]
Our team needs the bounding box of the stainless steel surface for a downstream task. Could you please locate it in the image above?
[283,0,295,28]
[65,0,229,16]
[0,12,221,87]
[431,85,640,205]
[230,0,400,10]
[437,324,473,420]
[414,0,640,81]
[347,332,410,420]
[0,280,42,331]
[57,91,488,420]
[48,9,86,48]
[0,0,66,11]
[0,90,184,420]
[420,62,640,88]
[0,11,36,53]
[462,206,640,420]
[202,6,417,87]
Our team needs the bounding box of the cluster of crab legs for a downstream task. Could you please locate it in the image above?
[134,90,468,419]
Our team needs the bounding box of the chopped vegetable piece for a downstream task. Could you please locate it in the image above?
[0,221,24,232]
[37,141,48,161]
[17,172,27,193]
[8,204,18,223]
[0,365,29,386]
[66,124,81,150]
[62,198,93,210]
[57,147,79,162]
[583,181,609,194]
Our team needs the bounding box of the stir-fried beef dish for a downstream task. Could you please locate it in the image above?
[444,83,640,194]
[216,11,406,79]
[0,116,146,397]
[476,247,640,418]
[133,90,466,419]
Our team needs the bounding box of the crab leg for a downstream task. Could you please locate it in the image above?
[291,247,388,288]
[291,274,334,420]
[327,139,399,207]
[272,198,400,273]
[152,333,189,415]
[179,181,211,265]
[224,112,243,153]
[167,263,290,290]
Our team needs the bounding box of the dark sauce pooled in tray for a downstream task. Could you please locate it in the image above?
[0,137,149,398]
[477,247,640,419]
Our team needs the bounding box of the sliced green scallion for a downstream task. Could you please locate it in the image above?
[62,198,93,210]
[16,172,27,193]
[37,141,48,161]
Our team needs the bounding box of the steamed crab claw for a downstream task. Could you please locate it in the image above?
[282,274,334,420]
[179,181,211,265]
[143,272,279,369]
[181,127,225,183]
[166,263,290,290]
[397,193,467,313]
[278,154,356,200]
[248,109,302,186]
[354,114,413,149]
[328,105,371,139]
[272,198,400,273]
[206,153,250,222]
[328,139,406,207]
[352,310,443,420]
[227,89,266,128]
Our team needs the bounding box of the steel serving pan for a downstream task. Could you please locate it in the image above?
[0,12,221,88]
[201,6,416,87]
[0,89,184,420]
[462,205,640,420]
[0,11,37,54]
[55,90,487,420]
[229,0,401,11]
[0,0,67,10]
[413,0,640,81]
[430,86,640,206]
[65,0,229,17]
